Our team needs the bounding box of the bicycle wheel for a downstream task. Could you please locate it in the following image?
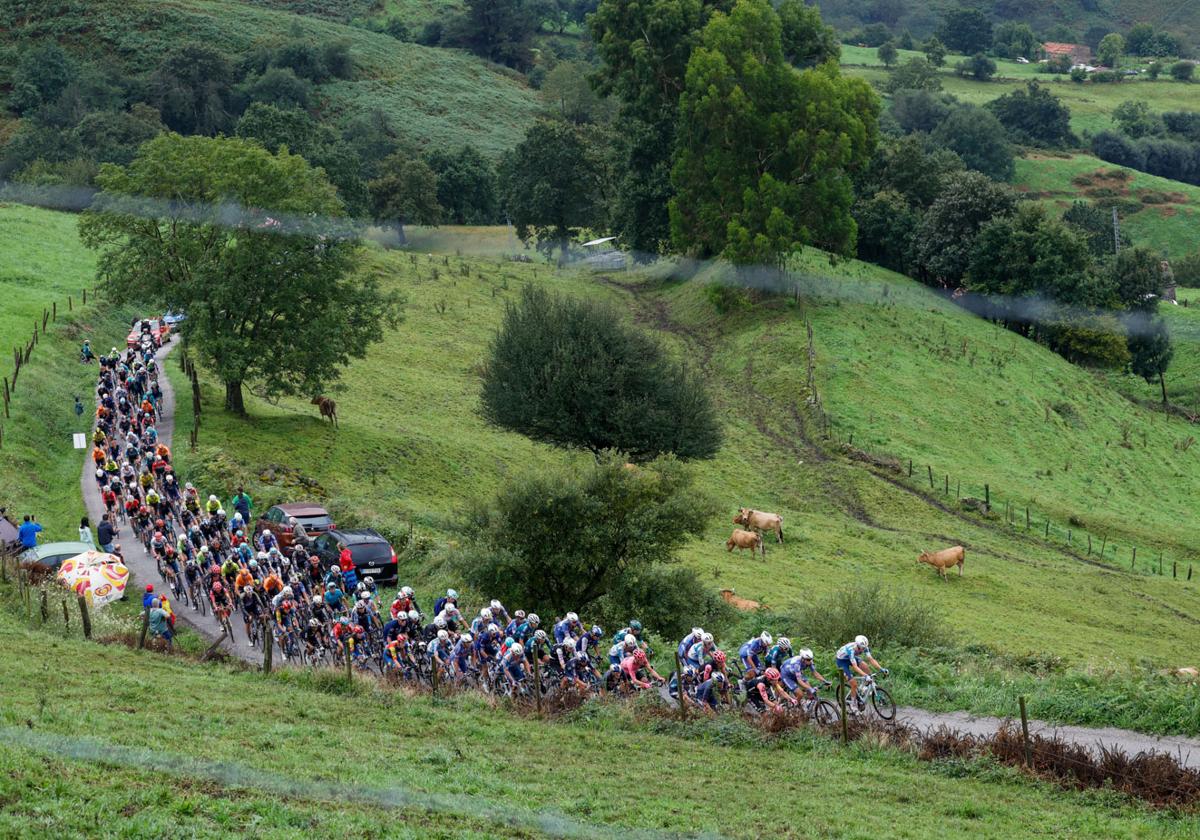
[813,699,840,727]
[871,687,896,721]
[196,589,207,616]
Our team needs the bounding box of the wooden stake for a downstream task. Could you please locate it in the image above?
[927,465,934,488]
[62,597,70,628]
[1019,696,1032,767]
[675,652,688,723]
[262,618,273,674]
[78,595,92,639]
[838,672,849,745]
[534,649,543,718]
[138,608,149,649]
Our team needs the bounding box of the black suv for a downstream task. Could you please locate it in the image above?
[313,528,398,585]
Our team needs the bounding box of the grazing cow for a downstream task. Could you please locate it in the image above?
[311,395,338,428]
[726,529,764,558]
[917,545,965,580]
[733,508,784,544]
[720,589,762,611]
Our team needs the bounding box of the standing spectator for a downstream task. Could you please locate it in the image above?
[289,516,309,549]
[231,486,253,525]
[149,598,174,651]
[17,515,42,550]
[97,514,116,554]
[79,516,95,548]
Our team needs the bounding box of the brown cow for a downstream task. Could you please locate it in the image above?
[720,589,762,611]
[311,395,338,428]
[726,529,764,558]
[733,508,783,544]
[917,545,965,580]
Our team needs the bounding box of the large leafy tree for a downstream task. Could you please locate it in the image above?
[936,8,992,55]
[460,454,715,616]
[426,146,499,224]
[501,120,612,260]
[913,170,1017,286]
[776,0,839,67]
[368,153,443,225]
[148,44,238,136]
[79,134,401,414]
[985,81,1073,147]
[452,0,543,70]
[931,104,1013,181]
[480,285,722,461]
[1127,314,1174,406]
[670,0,878,269]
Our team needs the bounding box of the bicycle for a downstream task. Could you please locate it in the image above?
[842,673,895,721]
[799,685,841,726]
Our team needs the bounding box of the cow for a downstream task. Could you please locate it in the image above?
[311,395,338,428]
[726,529,764,558]
[720,589,762,611]
[917,545,965,580]
[733,508,783,544]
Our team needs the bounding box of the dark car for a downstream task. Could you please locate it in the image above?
[313,528,398,585]
[256,503,335,555]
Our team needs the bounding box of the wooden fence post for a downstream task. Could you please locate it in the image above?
[675,652,688,723]
[838,672,849,745]
[68,296,72,312]
[39,588,48,624]
[533,651,543,718]
[944,475,949,495]
[1025,507,1030,530]
[908,460,912,477]
[52,302,56,323]
[1087,535,1092,555]
[1132,547,1137,569]
[138,607,149,649]
[262,618,273,674]
[984,484,990,510]
[927,465,934,488]
[429,655,438,697]
[78,595,92,639]
[62,597,70,629]
[1044,521,1050,539]
[1019,696,1032,768]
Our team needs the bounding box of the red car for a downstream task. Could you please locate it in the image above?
[256,503,335,555]
[126,318,171,349]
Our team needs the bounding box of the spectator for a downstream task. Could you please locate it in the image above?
[231,486,253,523]
[97,514,116,554]
[79,515,95,548]
[17,515,42,549]
[142,584,156,610]
[149,598,174,651]
[289,516,309,547]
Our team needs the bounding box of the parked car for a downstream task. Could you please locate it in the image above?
[161,310,186,326]
[21,541,94,570]
[126,317,171,349]
[312,529,398,585]
[256,503,335,554]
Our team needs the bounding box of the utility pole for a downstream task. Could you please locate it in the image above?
[1112,207,1120,254]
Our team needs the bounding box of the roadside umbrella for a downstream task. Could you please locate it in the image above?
[56,551,129,607]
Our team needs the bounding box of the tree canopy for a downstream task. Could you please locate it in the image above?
[79,133,401,414]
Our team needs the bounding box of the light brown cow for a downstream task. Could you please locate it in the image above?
[917,545,965,580]
[311,395,338,428]
[720,589,762,611]
[726,529,764,558]
[733,508,783,544]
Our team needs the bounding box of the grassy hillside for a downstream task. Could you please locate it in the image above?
[1013,154,1200,259]
[2,0,538,156]
[0,607,1192,838]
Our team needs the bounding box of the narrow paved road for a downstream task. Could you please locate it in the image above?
[79,336,257,665]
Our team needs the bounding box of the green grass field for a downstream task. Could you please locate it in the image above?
[0,605,1192,839]
[2,0,538,156]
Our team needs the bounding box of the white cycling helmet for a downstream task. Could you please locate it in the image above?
[566,612,578,623]
[257,551,268,561]
[446,589,458,599]
[760,632,773,645]
[778,637,791,650]
[434,618,447,629]
[461,632,473,644]
[510,641,524,655]
[701,632,714,644]
[534,629,547,642]
[799,648,813,661]
[365,576,374,586]
[208,494,218,502]
[480,607,492,620]
[407,609,419,620]
[623,634,636,646]
[855,635,869,648]
[528,614,539,625]
[437,629,449,641]
[692,627,704,637]
[216,509,225,517]
[486,623,499,634]
[515,610,526,620]
[401,586,414,597]
[282,586,293,598]
[490,599,502,611]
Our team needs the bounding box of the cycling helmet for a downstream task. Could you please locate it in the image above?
[208,494,218,502]
[590,625,603,638]
[534,630,547,642]
[778,637,791,651]
[437,629,449,641]
[855,634,869,648]
[446,589,458,600]
[480,607,492,620]
[632,649,648,665]
[282,586,293,598]
[713,672,727,685]
[765,667,781,681]
[692,626,704,637]
[365,576,374,586]
[407,609,419,620]
[339,617,349,625]
[461,632,473,644]
[145,584,154,593]
[629,619,642,632]
[712,650,727,666]
[514,610,526,620]
[212,581,223,592]
[248,559,258,569]
[281,599,294,611]
[401,586,414,597]
[236,529,244,537]
[490,599,502,611]
[528,614,539,626]
[96,468,104,478]
[799,648,813,661]
[155,519,165,528]
[434,618,447,629]
[256,552,268,561]
[566,612,579,623]
[216,509,225,517]
[504,636,515,648]
[701,632,714,644]
[623,634,636,646]
[486,623,499,634]
[510,641,524,655]
[760,632,773,646]
[309,618,320,628]
[243,587,255,597]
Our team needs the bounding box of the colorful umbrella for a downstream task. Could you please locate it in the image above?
[56,551,129,607]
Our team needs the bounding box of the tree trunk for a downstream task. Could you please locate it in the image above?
[1160,371,1169,408]
[224,379,246,415]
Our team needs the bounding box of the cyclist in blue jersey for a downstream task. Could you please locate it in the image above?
[738,631,773,672]
[764,637,792,670]
[512,613,540,643]
[693,671,728,712]
[553,612,583,644]
[677,627,704,662]
[608,633,639,669]
[500,640,529,687]
[684,632,716,672]
[450,632,475,677]
[780,648,830,698]
[835,635,887,710]
[504,609,526,639]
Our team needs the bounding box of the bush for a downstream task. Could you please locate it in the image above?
[1170,60,1195,82]
[792,582,951,650]
[704,282,752,313]
[1089,70,1123,83]
[1091,131,1145,170]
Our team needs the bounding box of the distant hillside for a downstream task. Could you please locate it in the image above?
[819,0,1200,46]
[0,0,537,156]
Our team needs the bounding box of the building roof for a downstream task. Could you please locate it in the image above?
[1043,42,1088,55]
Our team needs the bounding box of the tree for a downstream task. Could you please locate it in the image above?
[955,52,996,81]
[890,89,954,133]
[877,40,899,68]
[1170,61,1195,82]
[898,30,914,50]
[1091,130,1146,170]
[777,0,840,68]
[985,81,1073,147]
[1112,247,1166,312]
[1127,314,1173,406]
[368,154,443,225]
[1126,23,1156,56]
[539,61,614,124]
[670,0,879,266]
[853,189,920,272]
[922,35,947,67]
[148,44,238,136]
[992,21,1037,60]
[450,0,542,70]
[1062,201,1132,257]
[79,134,401,414]
[1147,61,1163,80]
[480,285,722,460]
[937,8,993,55]
[460,454,715,617]
[1112,100,1163,139]
[1097,33,1124,68]
[236,67,312,111]
[884,57,942,93]
[913,170,1017,285]
[856,135,964,208]
[8,43,75,115]
[931,105,1013,181]
[426,146,498,224]
[501,120,611,260]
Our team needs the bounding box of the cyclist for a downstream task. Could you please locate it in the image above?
[677,627,705,663]
[432,588,458,617]
[434,602,462,631]
[488,599,511,628]
[240,586,264,646]
[512,613,539,644]
[608,634,639,670]
[499,640,529,688]
[693,671,728,713]
[684,632,716,673]
[744,667,788,712]
[835,635,887,712]
[262,568,284,600]
[302,618,327,658]
[503,609,526,639]
[553,612,582,644]
[781,649,830,701]
[209,580,233,626]
[475,622,502,667]
[390,586,418,619]
[739,631,773,673]
[564,647,597,691]
[221,555,241,591]
[471,607,494,636]
[764,637,792,670]
[526,629,552,670]
[275,598,300,658]
[206,494,221,515]
[619,649,663,690]
[700,648,729,683]
[450,631,475,677]
[428,629,453,672]
[383,634,408,672]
